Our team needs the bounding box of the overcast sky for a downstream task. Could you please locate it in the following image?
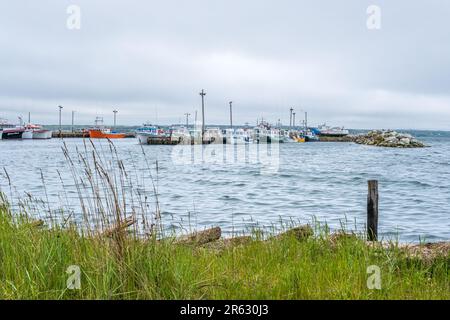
[0,1,449,129]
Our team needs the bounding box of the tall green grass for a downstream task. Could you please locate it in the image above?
[0,208,448,300]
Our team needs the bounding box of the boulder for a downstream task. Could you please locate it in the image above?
[355,130,425,148]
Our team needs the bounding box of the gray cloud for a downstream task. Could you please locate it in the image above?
[0,0,449,129]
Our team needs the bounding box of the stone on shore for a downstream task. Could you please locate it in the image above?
[176,227,222,245]
[354,130,425,148]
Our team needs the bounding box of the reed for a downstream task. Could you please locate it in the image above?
[0,139,448,300]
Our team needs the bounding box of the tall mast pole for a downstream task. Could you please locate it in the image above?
[58,105,63,137]
[72,110,75,133]
[199,89,206,142]
[229,101,233,130]
[289,107,294,129]
[305,111,308,132]
[185,113,191,128]
[113,109,118,130]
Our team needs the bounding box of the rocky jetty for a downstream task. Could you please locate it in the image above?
[354,130,425,148]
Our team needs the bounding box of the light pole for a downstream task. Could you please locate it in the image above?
[289,107,294,129]
[71,111,75,133]
[184,113,191,128]
[304,111,308,132]
[199,89,206,142]
[58,106,63,137]
[229,101,233,130]
[113,110,118,130]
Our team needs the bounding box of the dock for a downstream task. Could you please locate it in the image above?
[52,131,136,139]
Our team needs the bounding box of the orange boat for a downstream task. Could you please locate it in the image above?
[89,117,126,139]
[89,129,126,139]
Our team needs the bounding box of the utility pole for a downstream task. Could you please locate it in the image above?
[113,110,118,130]
[184,113,191,128]
[58,105,63,137]
[229,101,233,130]
[289,108,294,128]
[71,111,75,133]
[304,111,308,131]
[199,89,206,142]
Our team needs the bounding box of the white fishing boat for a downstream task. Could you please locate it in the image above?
[136,123,167,145]
[253,121,271,143]
[21,124,53,139]
[170,126,191,144]
[22,129,33,139]
[269,128,282,143]
[224,128,252,144]
[235,128,253,144]
[317,124,349,137]
[204,128,223,144]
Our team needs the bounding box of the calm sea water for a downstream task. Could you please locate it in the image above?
[0,131,449,242]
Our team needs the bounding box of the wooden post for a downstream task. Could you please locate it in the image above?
[367,180,379,241]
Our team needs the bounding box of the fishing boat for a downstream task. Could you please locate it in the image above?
[204,128,223,144]
[136,123,167,145]
[1,126,25,139]
[253,121,272,143]
[170,126,191,144]
[89,117,126,139]
[0,118,16,140]
[235,128,253,144]
[304,129,319,142]
[224,128,253,144]
[316,124,349,137]
[23,124,53,139]
[1,118,26,139]
[280,130,296,143]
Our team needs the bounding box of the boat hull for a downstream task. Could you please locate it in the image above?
[33,130,53,139]
[2,130,24,139]
[22,130,34,139]
[89,130,126,139]
[137,134,150,145]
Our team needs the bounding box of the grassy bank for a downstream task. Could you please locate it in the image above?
[0,209,448,300]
